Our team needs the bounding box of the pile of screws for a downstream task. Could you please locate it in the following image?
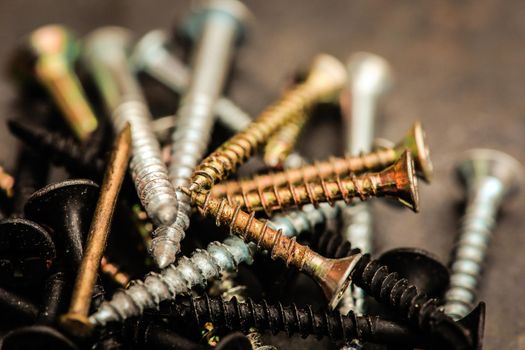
[0,1,521,349]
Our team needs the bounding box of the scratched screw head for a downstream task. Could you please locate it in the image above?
[456,148,523,198]
[0,218,56,288]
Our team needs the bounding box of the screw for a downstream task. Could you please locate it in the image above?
[151,0,251,268]
[2,271,79,350]
[100,257,130,288]
[60,125,131,337]
[210,121,432,200]
[219,151,420,215]
[0,285,39,323]
[338,53,393,349]
[10,25,98,141]
[189,54,347,193]
[155,294,427,348]
[444,149,523,320]
[0,165,14,198]
[132,29,252,134]
[83,26,179,230]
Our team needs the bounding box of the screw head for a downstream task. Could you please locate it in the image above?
[83,26,133,66]
[181,0,252,45]
[456,148,523,200]
[130,30,169,72]
[395,121,434,183]
[1,325,78,350]
[0,218,56,288]
[347,52,393,97]
[305,54,347,102]
[456,302,485,350]
[379,151,420,212]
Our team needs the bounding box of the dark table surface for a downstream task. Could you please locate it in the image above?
[1,1,525,349]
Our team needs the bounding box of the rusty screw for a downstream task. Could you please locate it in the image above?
[210,121,432,200]
[60,125,131,337]
[220,151,419,215]
[12,25,98,141]
[189,54,347,193]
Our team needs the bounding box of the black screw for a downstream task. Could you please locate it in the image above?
[155,294,427,348]
[0,285,38,324]
[2,270,78,350]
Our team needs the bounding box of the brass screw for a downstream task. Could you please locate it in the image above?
[60,124,131,336]
[263,111,308,168]
[27,25,98,141]
[0,166,15,198]
[220,151,419,215]
[190,54,347,193]
[211,121,432,200]
[182,187,362,309]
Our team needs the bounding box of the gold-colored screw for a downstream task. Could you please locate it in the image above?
[60,124,131,336]
[0,166,15,198]
[100,257,130,287]
[219,151,419,215]
[263,111,308,168]
[211,121,432,200]
[27,25,98,141]
[190,54,347,193]
[182,187,362,309]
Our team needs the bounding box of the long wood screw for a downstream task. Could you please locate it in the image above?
[60,125,131,337]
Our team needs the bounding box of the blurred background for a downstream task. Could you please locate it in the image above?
[0,1,525,348]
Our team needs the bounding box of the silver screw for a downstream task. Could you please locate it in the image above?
[444,149,523,320]
[131,29,252,134]
[339,53,393,350]
[82,27,179,230]
[151,0,251,268]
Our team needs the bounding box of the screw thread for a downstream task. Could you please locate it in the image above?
[8,119,103,178]
[211,149,398,200]
[158,294,425,347]
[269,203,341,238]
[100,257,130,287]
[190,72,345,193]
[312,230,355,259]
[89,236,254,326]
[351,255,472,348]
[444,180,500,320]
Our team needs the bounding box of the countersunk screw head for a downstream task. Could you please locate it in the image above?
[456,148,523,198]
[395,120,433,182]
[82,26,133,67]
[347,52,393,97]
[182,0,252,45]
[129,30,169,72]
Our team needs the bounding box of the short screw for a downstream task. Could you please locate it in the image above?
[60,125,131,337]
[152,0,251,268]
[444,149,523,320]
[338,52,393,350]
[0,165,14,198]
[218,151,419,214]
[83,26,179,230]
[132,29,252,134]
[11,25,98,141]
[155,294,427,348]
[189,54,347,192]
[210,121,432,200]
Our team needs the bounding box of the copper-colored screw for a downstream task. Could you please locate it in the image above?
[263,111,308,169]
[0,166,15,198]
[222,151,418,215]
[190,54,347,193]
[182,187,362,309]
[26,25,98,141]
[211,121,432,201]
[100,257,130,287]
[60,124,131,336]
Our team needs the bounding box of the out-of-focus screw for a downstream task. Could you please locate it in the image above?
[0,285,39,324]
[60,125,131,337]
[0,166,14,198]
[219,151,419,214]
[100,257,130,287]
[132,30,252,133]
[444,149,523,320]
[338,53,393,350]
[210,121,432,200]
[190,54,347,192]
[11,25,98,141]
[152,0,251,268]
[83,26,179,231]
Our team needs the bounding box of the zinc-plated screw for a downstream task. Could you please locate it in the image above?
[444,149,523,320]
[12,25,98,141]
[210,121,432,200]
[338,53,393,350]
[83,27,179,230]
[89,236,256,326]
[151,0,251,268]
[219,151,419,214]
[189,54,347,193]
[132,29,252,134]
